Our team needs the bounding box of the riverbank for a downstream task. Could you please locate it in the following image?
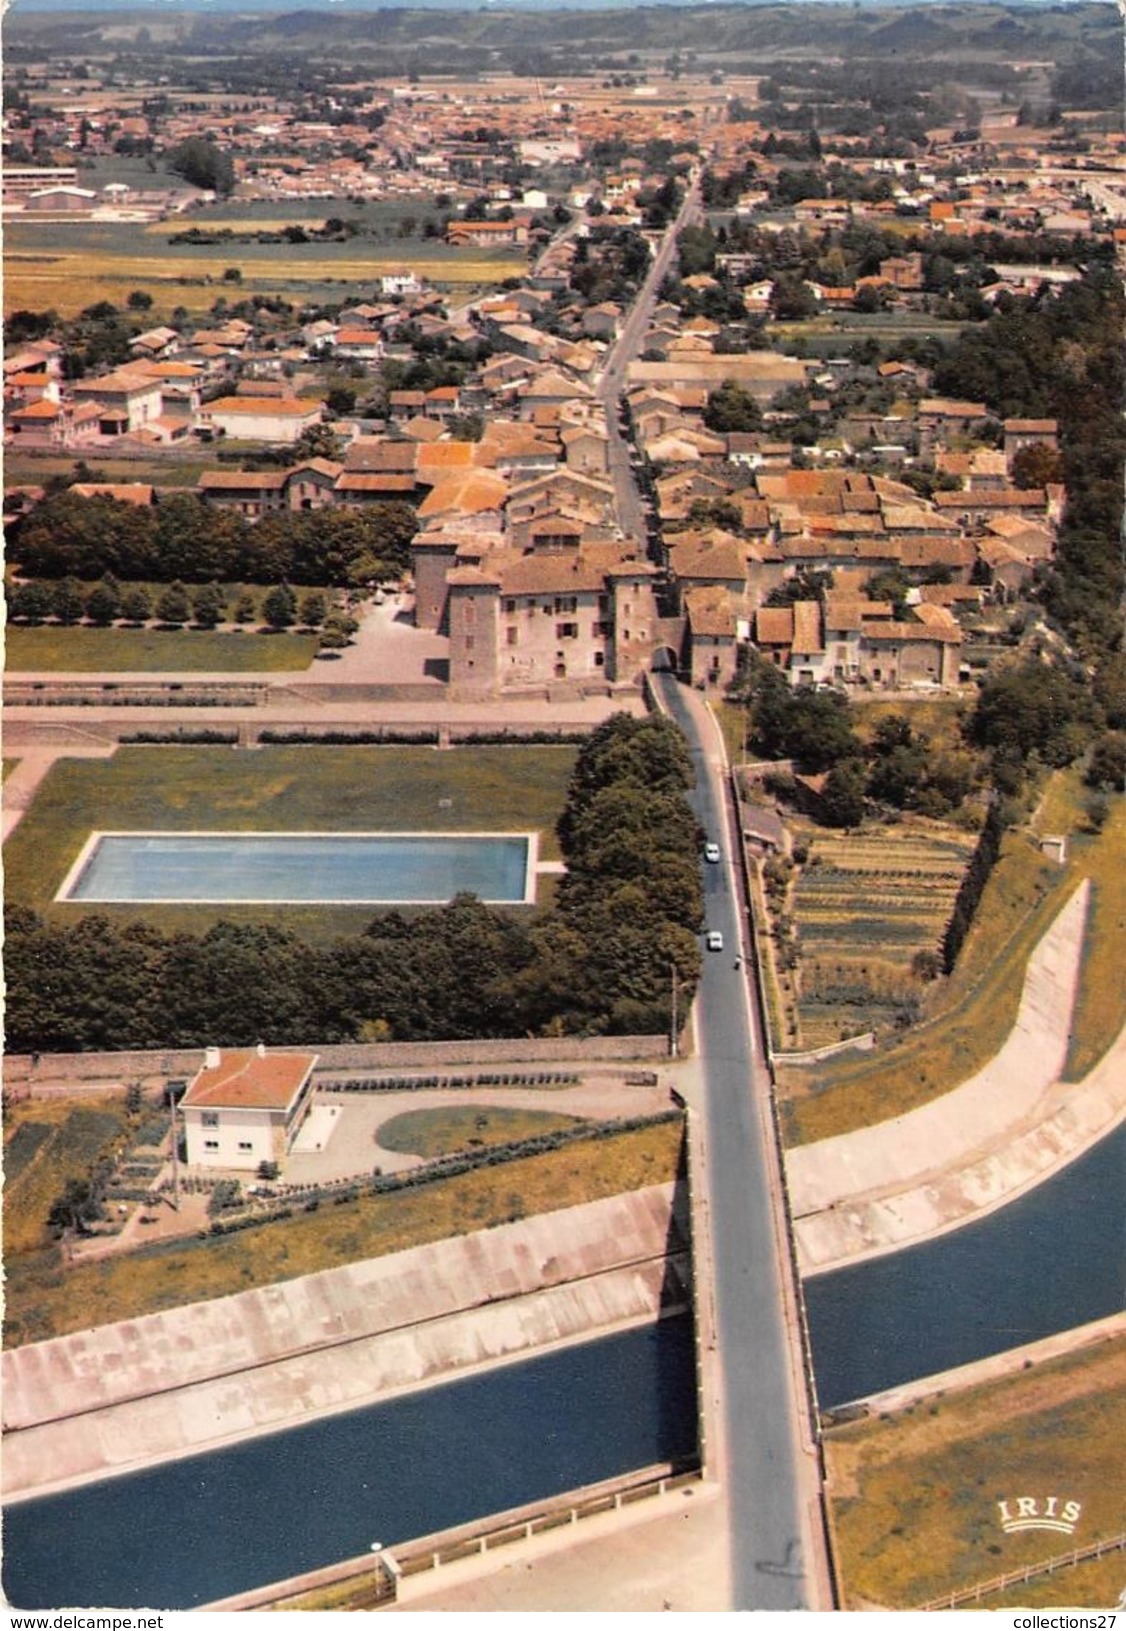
[3,1183,688,1503]
[785,881,1126,1271]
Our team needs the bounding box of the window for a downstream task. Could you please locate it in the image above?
[505,599,517,614]
[202,1111,219,1128]
[238,1140,253,1152]
[506,626,518,645]
[554,595,577,614]
[594,620,613,637]
[204,1139,219,1151]
[465,635,475,650]
[556,622,578,639]
[594,651,605,667]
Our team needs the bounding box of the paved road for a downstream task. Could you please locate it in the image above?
[653,670,808,1609]
[597,172,703,547]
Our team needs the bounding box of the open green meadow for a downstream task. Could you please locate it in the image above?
[376,1106,585,1159]
[6,625,320,673]
[825,1335,1126,1610]
[6,742,577,935]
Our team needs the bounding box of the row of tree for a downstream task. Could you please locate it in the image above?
[9,575,348,636]
[10,491,419,588]
[5,717,704,1053]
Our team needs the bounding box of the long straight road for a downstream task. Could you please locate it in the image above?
[653,670,810,1609]
[597,173,702,547]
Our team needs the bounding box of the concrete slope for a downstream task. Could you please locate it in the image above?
[786,881,1106,1272]
[3,1184,687,1502]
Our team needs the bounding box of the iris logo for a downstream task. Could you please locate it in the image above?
[997,1497,1082,1536]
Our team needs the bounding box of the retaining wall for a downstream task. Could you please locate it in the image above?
[3,1183,689,1503]
[5,1036,669,1093]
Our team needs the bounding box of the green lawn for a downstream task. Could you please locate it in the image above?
[6,742,577,932]
[6,624,319,673]
[377,1106,585,1159]
[826,1336,1126,1610]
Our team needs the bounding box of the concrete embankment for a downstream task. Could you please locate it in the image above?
[2,1184,688,1504]
[785,882,1126,1272]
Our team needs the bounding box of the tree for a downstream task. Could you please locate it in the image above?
[233,591,258,624]
[1085,732,1126,793]
[165,136,235,195]
[51,576,85,624]
[191,581,227,629]
[127,289,154,311]
[84,574,122,625]
[121,585,152,624]
[319,612,358,649]
[299,590,328,628]
[262,582,297,629]
[703,378,762,435]
[969,658,1096,770]
[1011,441,1063,490]
[292,422,344,462]
[155,580,191,626]
[8,580,53,623]
[818,759,868,828]
[47,1176,105,1238]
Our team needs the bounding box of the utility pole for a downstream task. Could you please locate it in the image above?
[169,1084,180,1212]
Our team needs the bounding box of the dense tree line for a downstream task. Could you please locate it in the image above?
[5,716,704,1053]
[940,798,1005,974]
[9,492,419,588]
[932,264,1126,659]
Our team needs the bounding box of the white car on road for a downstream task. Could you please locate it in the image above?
[706,930,724,952]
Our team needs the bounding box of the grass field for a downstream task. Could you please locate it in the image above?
[5,743,577,931]
[779,772,1126,1145]
[3,1096,130,1257]
[376,1106,585,1158]
[4,229,523,316]
[3,1116,683,1347]
[790,819,976,1050]
[3,452,215,489]
[6,625,320,673]
[825,1335,1126,1610]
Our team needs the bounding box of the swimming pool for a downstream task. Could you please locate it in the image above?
[58,832,537,905]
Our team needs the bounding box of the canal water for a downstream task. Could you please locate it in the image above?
[804,1119,1126,1410]
[3,1315,697,1611]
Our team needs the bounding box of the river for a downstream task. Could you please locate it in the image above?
[3,1315,697,1611]
[803,1119,1126,1410]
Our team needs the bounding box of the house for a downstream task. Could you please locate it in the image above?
[202,395,325,444]
[180,1045,319,1172]
[70,366,165,437]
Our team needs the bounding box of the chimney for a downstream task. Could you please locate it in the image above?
[256,1042,266,1058]
[204,1046,221,1069]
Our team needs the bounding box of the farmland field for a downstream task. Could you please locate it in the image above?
[789,820,975,1049]
[3,1097,130,1257]
[4,212,524,316]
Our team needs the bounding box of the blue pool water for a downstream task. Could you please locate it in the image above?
[3,1317,698,1611]
[804,1119,1126,1410]
[63,833,531,904]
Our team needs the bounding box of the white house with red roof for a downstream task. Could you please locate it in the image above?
[180,1045,319,1171]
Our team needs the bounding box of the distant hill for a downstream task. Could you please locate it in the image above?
[5,0,1115,75]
